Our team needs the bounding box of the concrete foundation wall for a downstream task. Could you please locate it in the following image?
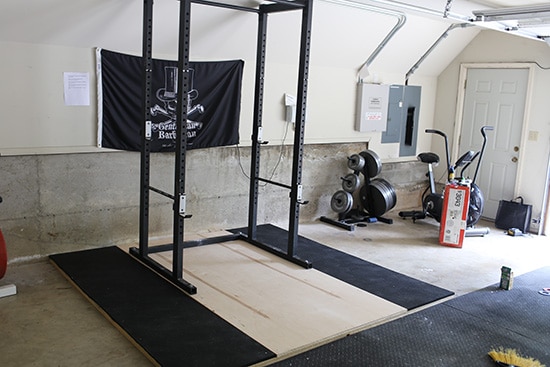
[0,143,426,261]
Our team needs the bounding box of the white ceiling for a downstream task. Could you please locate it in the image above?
[1,0,549,46]
[0,0,548,79]
[0,0,550,46]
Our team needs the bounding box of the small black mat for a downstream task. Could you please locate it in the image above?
[269,266,550,367]
[229,224,454,310]
[50,247,275,367]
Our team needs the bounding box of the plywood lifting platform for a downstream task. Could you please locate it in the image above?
[130,0,314,294]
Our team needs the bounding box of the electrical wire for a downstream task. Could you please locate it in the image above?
[235,119,293,186]
[269,119,293,179]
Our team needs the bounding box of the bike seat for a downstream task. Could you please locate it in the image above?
[417,152,439,165]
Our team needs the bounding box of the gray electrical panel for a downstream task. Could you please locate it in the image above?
[399,85,421,157]
[381,85,404,144]
[381,84,421,157]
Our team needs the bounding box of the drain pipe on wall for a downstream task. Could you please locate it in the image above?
[321,0,407,83]
[405,22,474,85]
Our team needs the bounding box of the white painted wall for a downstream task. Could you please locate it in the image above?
[0,0,480,158]
[0,42,98,155]
[434,30,550,232]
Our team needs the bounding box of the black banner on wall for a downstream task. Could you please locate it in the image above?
[98,49,243,151]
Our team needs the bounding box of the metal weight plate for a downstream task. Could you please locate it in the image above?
[359,185,369,211]
[330,190,353,214]
[368,180,389,217]
[379,178,397,208]
[347,154,365,171]
[341,173,361,193]
[379,178,397,213]
[359,150,382,178]
[360,178,396,217]
[467,183,484,227]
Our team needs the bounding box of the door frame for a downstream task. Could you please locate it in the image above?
[453,63,536,214]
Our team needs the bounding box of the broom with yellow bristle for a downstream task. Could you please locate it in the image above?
[488,348,545,367]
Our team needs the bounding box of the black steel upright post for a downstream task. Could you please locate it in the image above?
[173,0,192,283]
[139,0,154,256]
[287,0,313,255]
[247,11,268,240]
[133,0,312,292]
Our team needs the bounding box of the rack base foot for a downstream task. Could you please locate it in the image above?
[129,247,197,295]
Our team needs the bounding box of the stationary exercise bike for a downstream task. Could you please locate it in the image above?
[399,126,493,236]
[399,129,474,223]
[459,125,494,236]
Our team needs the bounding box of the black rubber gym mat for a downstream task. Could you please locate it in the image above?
[269,267,550,367]
[229,224,454,310]
[50,246,275,367]
[445,266,550,344]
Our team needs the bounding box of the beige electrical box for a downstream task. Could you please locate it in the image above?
[355,83,389,132]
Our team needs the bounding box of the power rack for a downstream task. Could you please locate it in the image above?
[130,0,314,294]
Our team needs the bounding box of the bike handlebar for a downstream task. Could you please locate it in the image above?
[425,129,451,174]
[480,125,494,139]
[424,125,494,183]
[425,129,446,137]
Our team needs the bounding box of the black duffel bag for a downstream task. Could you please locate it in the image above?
[494,196,532,233]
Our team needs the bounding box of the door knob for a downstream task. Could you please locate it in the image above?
[511,157,518,163]
[513,146,519,152]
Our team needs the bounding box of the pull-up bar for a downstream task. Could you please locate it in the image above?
[130,0,314,294]
[191,0,307,13]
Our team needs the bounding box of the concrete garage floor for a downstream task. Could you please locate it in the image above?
[0,213,548,366]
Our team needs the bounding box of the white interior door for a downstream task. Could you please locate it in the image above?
[459,67,528,220]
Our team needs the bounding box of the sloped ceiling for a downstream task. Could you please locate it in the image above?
[0,0,547,79]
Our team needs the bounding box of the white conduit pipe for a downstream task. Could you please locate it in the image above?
[320,0,407,82]
[405,22,474,84]
[365,0,472,22]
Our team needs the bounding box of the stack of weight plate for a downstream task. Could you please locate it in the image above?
[330,149,397,218]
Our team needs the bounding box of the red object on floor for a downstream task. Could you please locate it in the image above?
[0,229,7,279]
[439,182,470,248]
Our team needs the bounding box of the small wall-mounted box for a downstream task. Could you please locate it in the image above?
[355,83,389,133]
